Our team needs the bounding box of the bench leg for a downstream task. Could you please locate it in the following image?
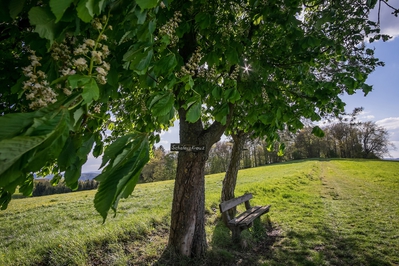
[231,227,241,243]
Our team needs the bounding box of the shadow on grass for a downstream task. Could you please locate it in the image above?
[203,218,393,266]
[82,214,394,266]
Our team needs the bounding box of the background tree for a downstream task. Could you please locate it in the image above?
[357,121,391,158]
[206,141,232,175]
[292,120,393,159]
[141,146,177,182]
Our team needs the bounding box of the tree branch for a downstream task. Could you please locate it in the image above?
[201,103,235,148]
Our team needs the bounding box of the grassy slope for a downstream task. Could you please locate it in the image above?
[1,159,398,265]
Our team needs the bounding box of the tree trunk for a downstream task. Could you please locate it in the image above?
[220,131,248,224]
[168,107,230,257]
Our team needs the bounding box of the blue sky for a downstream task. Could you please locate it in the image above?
[83,5,399,172]
[341,39,399,158]
[341,11,399,158]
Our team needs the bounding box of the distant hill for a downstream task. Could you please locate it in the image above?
[79,172,100,181]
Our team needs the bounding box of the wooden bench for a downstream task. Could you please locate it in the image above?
[219,193,271,241]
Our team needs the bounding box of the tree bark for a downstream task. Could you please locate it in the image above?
[168,106,231,257]
[220,131,248,224]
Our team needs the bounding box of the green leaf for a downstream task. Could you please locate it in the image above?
[212,86,222,99]
[154,53,177,76]
[58,137,75,171]
[28,6,57,42]
[0,107,70,190]
[181,75,194,91]
[49,0,74,22]
[9,0,25,19]
[90,0,105,15]
[0,135,51,176]
[123,45,141,62]
[362,84,373,96]
[223,88,240,103]
[132,49,154,72]
[50,174,62,186]
[93,142,103,158]
[205,51,219,66]
[247,109,258,125]
[135,7,147,24]
[24,112,71,173]
[157,107,175,125]
[253,14,263,25]
[149,92,175,117]
[64,161,82,190]
[148,19,156,34]
[226,48,239,65]
[195,12,211,29]
[68,74,91,89]
[278,143,285,156]
[214,103,229,125]
[99,135,131,170]
[77,0,92,23]
[19,175,34,196]
[259,114,273,125]
[136,0,158,10]
[186,102,201,123]
[64,136,94,189]
[94,133,149,221]
[311,126,325,137]
[73,107,85,128]
[81,78,100,104]
[366,0,378,8]
[0,190,12,210]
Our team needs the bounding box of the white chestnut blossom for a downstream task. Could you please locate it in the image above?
[96,67,107,76]
[178,47,203,77]
[73,58,88,71]
[26,15,112,108]
[84,39,96,48]
[158,11,182,47]
[22,49,57,110]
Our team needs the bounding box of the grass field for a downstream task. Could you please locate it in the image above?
[1,159,398,265]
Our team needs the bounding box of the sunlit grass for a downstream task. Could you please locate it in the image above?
[1,159,398,265]
[0,181,174,265]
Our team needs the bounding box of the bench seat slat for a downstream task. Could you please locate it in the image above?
[228,205,271,227]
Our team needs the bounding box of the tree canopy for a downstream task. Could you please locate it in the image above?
[0,0,395,257]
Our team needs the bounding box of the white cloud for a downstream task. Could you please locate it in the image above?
[83,153,102,172]
[356,110,375,121]
[376,117,399,157]
[376,117,399,130]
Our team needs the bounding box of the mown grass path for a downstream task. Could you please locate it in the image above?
[316,160,399,265]
[257,160,399,266]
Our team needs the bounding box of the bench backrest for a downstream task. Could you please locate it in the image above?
[219,193,253,213]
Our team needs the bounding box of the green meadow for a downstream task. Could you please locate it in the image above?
[1,159,398,265]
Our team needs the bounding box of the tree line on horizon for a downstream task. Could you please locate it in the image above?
[32,179,98,197]
[141,118,393,182]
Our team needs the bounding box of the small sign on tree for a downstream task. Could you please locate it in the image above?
[170,143,205,152]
